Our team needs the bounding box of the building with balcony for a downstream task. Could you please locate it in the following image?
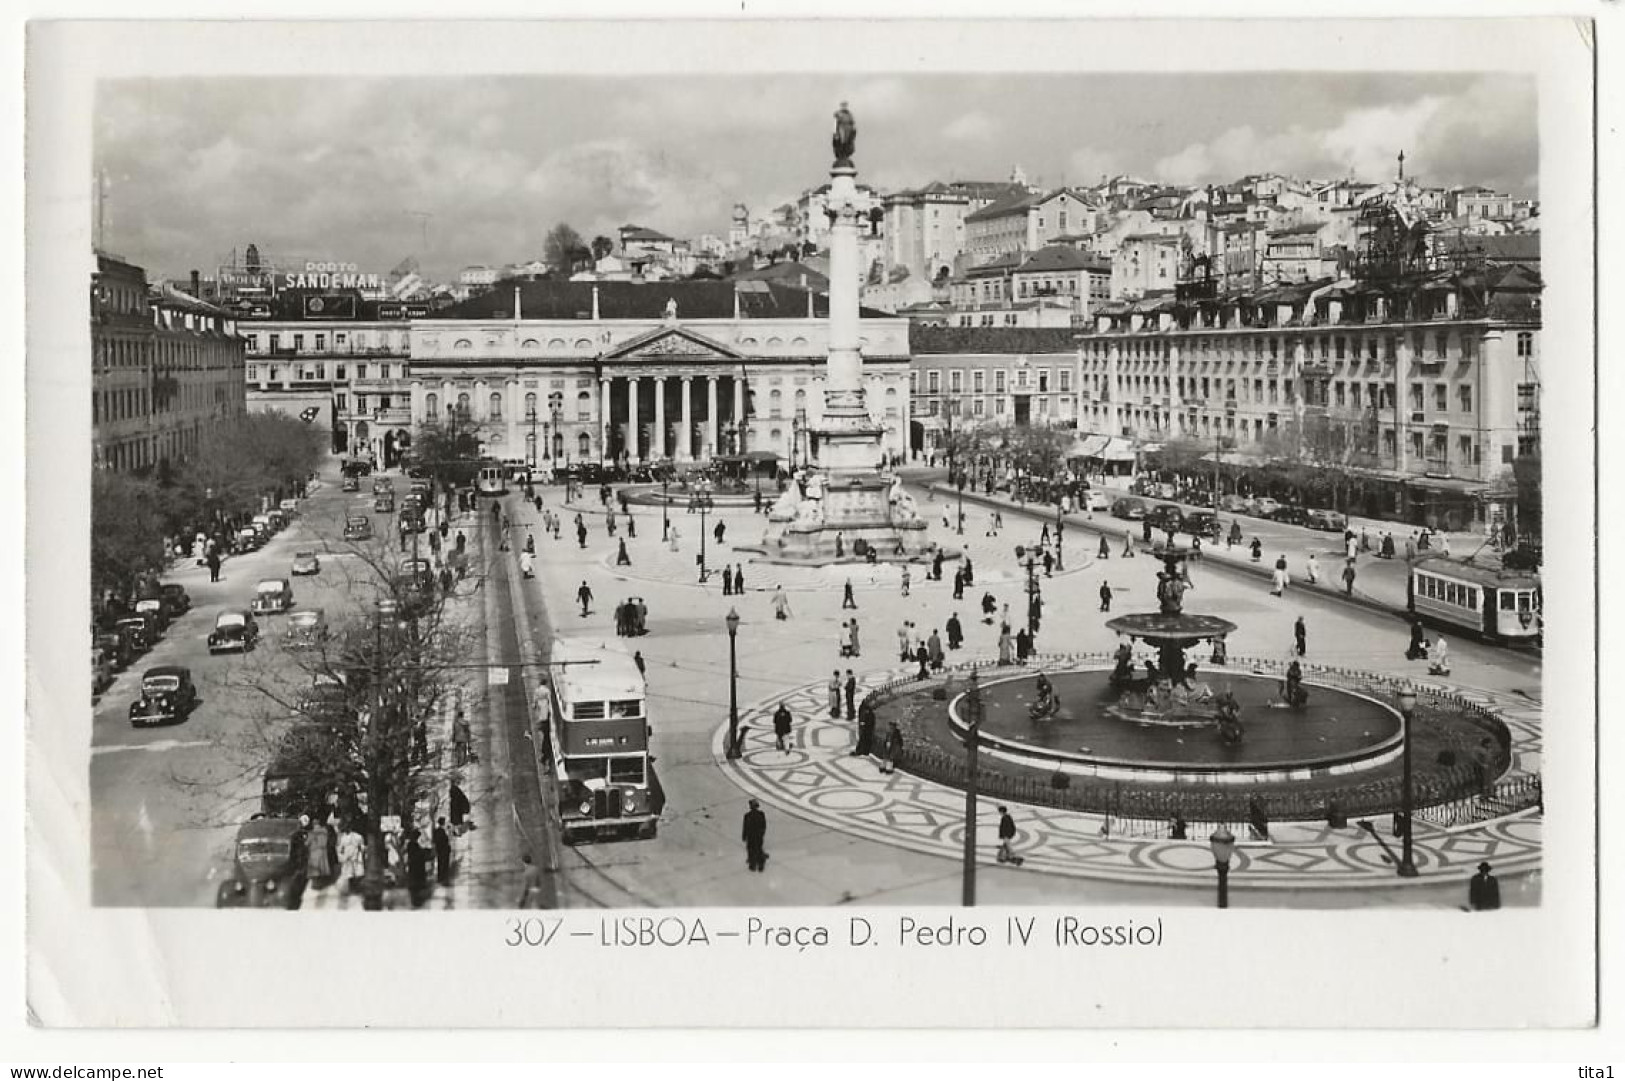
[906,326,1081,457]
[407,280,911,468]
[1075,259,1542,527]
[92,252,248,473]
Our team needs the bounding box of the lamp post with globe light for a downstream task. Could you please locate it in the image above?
[725,608,742,759]
[1209,825,1236,908]
[1396,684,1420,877]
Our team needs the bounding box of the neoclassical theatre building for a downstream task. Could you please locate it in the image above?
[406,280,912,468]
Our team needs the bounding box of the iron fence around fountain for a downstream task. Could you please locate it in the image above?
[868,653,1537,829]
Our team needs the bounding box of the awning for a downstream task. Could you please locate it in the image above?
[1068,434,1136,462]
[1407,475,1489,494]
[1199,450,1270,467]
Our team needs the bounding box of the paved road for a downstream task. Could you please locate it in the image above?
[515,480,1540,909]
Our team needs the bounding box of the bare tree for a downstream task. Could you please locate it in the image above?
[544,223,586,274]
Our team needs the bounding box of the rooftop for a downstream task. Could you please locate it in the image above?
[910,325,1079,355]
[1016,246,1110,273]
[435,280,896,321]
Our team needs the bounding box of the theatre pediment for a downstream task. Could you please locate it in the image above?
[607,327,744,362]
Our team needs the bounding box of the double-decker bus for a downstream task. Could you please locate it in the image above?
[1407,551,1541,644]
[546,637,661,843]
[476,459,508,497]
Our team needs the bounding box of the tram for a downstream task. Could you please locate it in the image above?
[1407,551,1541,644]
[545,637,662,843]
[475,459,508,497]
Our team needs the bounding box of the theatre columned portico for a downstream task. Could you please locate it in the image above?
[406,281,911,468]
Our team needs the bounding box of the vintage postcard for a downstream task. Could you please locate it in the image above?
[22,15,1598,1032]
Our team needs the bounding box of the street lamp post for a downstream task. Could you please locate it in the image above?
[1209,825,1236,909]
[956,475,965,536]
[725,608,742,759]
[1024,553,1039,637]
[661,469,670,541]
[1054,501,1065,571]
[696,491,714,583]
[1396,684,1420,877]
[961,670,982,907]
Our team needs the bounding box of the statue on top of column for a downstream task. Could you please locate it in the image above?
[832,101,857,166]
[664,297,678,323]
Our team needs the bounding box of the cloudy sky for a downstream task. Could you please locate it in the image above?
[94,72,1536,282]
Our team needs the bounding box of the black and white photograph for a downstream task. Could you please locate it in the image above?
[20,12,1601,1037]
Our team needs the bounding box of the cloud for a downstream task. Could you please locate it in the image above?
[942,109,994,142]
[1067,146,1128,185]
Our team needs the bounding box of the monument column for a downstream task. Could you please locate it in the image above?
[653,376,667,459]
[679,376,694,462]
[706,375,720,458]
[599,377,611,463]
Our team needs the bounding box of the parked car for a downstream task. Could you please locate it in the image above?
[208,608,260,654]
[343,515,373,542]
[235,526,261,553]
[252,578,295,616]
[290,551,321,576]
[160,583,191,615]
[1183,510,1223,539]
[1218,493,1251,514]
[1083,490,1111,512]
[283,608,328,651]
[114,614,154,654]
[373,493,395,514]
[1272,504,1309,527]
[1304,508,1348,532]
[1110,497,1148,521]
[95,630,134,673]
[1145,504,1185,533]
[92,649,114,695]
[1181,488,1215,509]
[132,596,171,633]
[342,476,361,493]
[1251,497,1282,519]
[128,665,199,727]
[372,477,394,495]
[215,817,309,910]
[278,498,300,517]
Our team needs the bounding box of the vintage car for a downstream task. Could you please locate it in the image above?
[283,607,329,651]
[1083,489,1111,512]
[114,614,154,654]
[1110,497,1148,521]
[278,497,300,517]
[132,596,171,632]
[95,630,134,673]
[373,492,396,514]
[343,515,373,542]
[252,578,295,616]
[215,817,309,910]
[290,550,322,576]
[398,507,427,535]
[1272,504,1309,527]
[208,608,260,654]
[372,476,393,495]
[129,665,199,727]
[160,583,192,615]
[1144,503,1185,533]
[341,475,361,493]
[91,649,114,695]
[1304,508,1349,533]
[234,526,261,553]
[1218,493,1252,515]
[1251,496,1282,519]
[1182,510,1223,540]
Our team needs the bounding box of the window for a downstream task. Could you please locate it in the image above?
[973,371,985,393]
[769,389,783,418]
[928,371,941,394]
[1461,336,1476,360]
[269,334,280,352]
[577,391,593,421]
[1367,338,1379,362]
[1458,385,1472,413]
[247,365,259,382]
[1350,383,1362,410]
[1516,332,1534,357]
[334,364,346,381]
[525,392,537,419]
[293,334,305,352]
[995,370,1007,393]
[972,399,985,416]
[1409,383,1424,412]
[1458,435,1475,464]
[1435,333,1449,360]
[1433,384,1447,411]
[1059,370,1071,392]
[1517,383,1538,411]
[1038,370,1049,392]
[357,363,369,380]
[950,370,963,393]
[1016,368,1029,388]
[424,392,437,416]
[315,333,326,351]
[909,371,918,393]
[1335,336,1346,359]
[1334,381,1346,408]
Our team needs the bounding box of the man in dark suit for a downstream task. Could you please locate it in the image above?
[742,799,768,872]
[1468,862,1501,911]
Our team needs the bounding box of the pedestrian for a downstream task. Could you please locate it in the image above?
[721,565,734,596]
[932,550,944,582]
[1381,533,1395,560]
[1342,560,1357,597]
[667,522,680,551]
[1272,557,1290,596]
[453,708,472,766]
[306,818,333,885]
[900,566,911,596]
[734,564,745,592]
[405,830,431,907]
[854,699,877,756]
[516,852,546,909]
[1440,532,1451,557]
[1015,626,1032,662]
[742,799,768,872]
[714,520,726,545]
[1142,518,1153,544]
[1406,619,1429,661]
[1468,862,1501,911]
[773,701,793,752]
[772,585,791,620]
[1099,581,1113,612]
[616,538,631,566]
[1404,535,1417,561]
[962,557,975,586]
[946,612,963,650]
[828,672,842,719]
[576,522,588,549]
[1123,530,1135,558]
[1251,537,1263,562]
[1294,615,1307,656]
[1430,635,1451,675]
[927,629,944,671]
[996,806,1025,866]
[577,580,593,617]
[206,550,221,583]
[433,817,453,887]
[1042,550,1054,577]
[519,549,534,579]
[881,721,904,774]
[952,566,966,599]
[998,627,1014,665]
[449,781,472,831]
[632,650,646,677]
[1306,552,1320,585]
[842,579,857,609]
[338,826,365,889]
[994,511,1003,532]
[1098,534,1110,560]
[847,618,861,658]
[606,512,617,538]
[844,670,857,720]
[838,620,851,658]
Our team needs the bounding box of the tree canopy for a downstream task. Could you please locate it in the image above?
[544,223,586,273]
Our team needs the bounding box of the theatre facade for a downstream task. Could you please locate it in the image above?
[405,280,912,468]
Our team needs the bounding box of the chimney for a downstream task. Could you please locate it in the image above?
[591,286,600,321]
[513,285,522,322]
[807,285,814,318]
[733,285,741,320]
[190,269,200,297]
